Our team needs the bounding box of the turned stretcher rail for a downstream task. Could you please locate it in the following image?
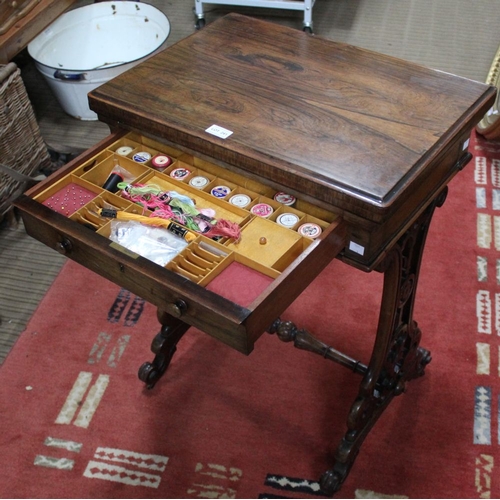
[268,318,368,375]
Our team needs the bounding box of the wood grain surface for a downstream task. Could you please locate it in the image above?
[89,14,494,215]
[0,0,77,63]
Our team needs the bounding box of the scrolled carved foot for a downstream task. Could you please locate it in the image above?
[151,331,171,355]
[138,330,175,389]
[415,346,432,376]
[320,469,343,496]
[419,346,432,367]
[138,315,189,389]
[138,361,165,389]
[406,346,432,381]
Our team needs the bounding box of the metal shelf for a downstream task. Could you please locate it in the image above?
[194,0,316,32]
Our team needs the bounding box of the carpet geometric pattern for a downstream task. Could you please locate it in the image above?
[1,131,500,498]
[471,131,500,499]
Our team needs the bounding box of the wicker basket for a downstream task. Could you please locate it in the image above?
[0,62,51,217]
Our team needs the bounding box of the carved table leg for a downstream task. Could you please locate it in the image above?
[138,309,190,389]
[270,188,447,495]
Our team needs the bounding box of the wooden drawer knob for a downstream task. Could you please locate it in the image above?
[166,300,188,318]
[55,238,73,255]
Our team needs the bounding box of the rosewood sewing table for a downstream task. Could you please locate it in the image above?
[14,14,496,494]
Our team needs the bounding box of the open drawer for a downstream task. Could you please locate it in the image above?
[14,131,346,355]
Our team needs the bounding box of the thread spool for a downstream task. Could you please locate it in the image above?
[103,171,124,193]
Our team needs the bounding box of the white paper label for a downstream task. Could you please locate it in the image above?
[205,124,233,139]
[349,241,365,255]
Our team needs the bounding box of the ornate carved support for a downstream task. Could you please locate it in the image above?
[138,309,190,389]
[270,188,447,496]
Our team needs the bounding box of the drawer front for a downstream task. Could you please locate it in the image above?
[14,132,346,354]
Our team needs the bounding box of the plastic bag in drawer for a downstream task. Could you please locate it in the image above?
[109,220,188,266]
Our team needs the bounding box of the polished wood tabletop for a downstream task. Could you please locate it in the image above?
[89,13,494,220]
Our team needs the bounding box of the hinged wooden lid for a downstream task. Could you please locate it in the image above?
[88,13,495,221]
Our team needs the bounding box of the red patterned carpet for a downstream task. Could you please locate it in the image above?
[0,131,499,498]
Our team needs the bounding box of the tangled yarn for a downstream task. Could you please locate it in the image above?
[116,182,241,241]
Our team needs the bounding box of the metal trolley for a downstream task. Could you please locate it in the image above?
[194,0,317,33]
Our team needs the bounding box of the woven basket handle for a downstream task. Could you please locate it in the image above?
[0,62,18,84]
